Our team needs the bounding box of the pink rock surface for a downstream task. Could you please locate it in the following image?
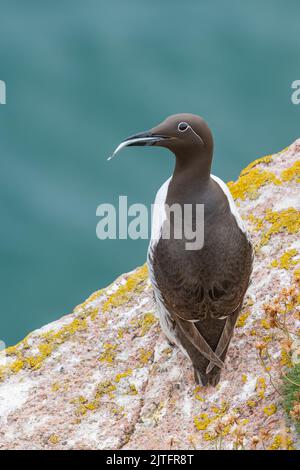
[0,141,299,450]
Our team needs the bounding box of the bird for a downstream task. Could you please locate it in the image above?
[110,113,253,386]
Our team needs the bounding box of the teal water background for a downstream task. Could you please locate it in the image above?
[0,1,300,346]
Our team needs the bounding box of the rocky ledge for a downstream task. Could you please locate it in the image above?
[0,141,300,450]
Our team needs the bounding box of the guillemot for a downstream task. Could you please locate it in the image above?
[110,113,253,386]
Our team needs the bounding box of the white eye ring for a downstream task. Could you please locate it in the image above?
[178,121,189,132]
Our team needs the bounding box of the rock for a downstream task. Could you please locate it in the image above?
[0,141,300,450]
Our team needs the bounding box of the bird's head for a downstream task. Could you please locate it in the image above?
[109,113,213,163]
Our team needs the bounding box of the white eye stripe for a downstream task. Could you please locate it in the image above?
[177,122,204,145]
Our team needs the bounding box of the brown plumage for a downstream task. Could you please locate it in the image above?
[151,191,253,385]
[111,113,253,386]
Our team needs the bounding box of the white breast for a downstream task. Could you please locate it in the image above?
[210,174,248,235]
[147,173,250,349]
[147,176,186,350]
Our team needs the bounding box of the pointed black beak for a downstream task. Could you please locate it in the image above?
[108,131,169,160]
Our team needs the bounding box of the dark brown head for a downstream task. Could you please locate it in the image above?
[109,113,214,168]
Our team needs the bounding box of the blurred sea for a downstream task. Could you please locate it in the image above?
[0,0,299,345]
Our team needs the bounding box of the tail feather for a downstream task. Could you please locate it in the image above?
[194,367,221,387]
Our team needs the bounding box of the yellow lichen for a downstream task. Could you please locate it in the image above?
[51,382,60,392]
[247,400,256,408]
[280,349,292,368]
[9,359,24,373]
[271,249,298,270]
[241,374,248,384]
[99,343,117,364]
[138,348,153,365]
[49,434,60,445]
[115,368,132,383]
[102,264,148,313]
[0,314,89,382]
[236,310,250,328]
[128,384,138,395]
[294,267,300,283]
[194,413,211,431]
[5,345,20,357]
[266,433,294,450]
[203,431,216,441]
[163,347,173,355]
[73,380,116,416]
[117,328,124,339]
[228,168,281,201]
[256,377,266,400]
[2,281,106,381]
[252,208,300,245]
[111,405,125,417]
[89,307,100,321]
[261,319,271,330]
[263,404,277,416]
[74,289,103,313]
[130,312,158,336]
[281,161,300,183]
[194,385,204,402]
[268,435,282,450]
[95,380,116,399]
[240,155,273,175]
[194,402,228,433]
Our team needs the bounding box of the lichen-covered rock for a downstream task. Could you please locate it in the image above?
[1,141,300,450]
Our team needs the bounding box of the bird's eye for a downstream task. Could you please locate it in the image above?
[178,122,189,132]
